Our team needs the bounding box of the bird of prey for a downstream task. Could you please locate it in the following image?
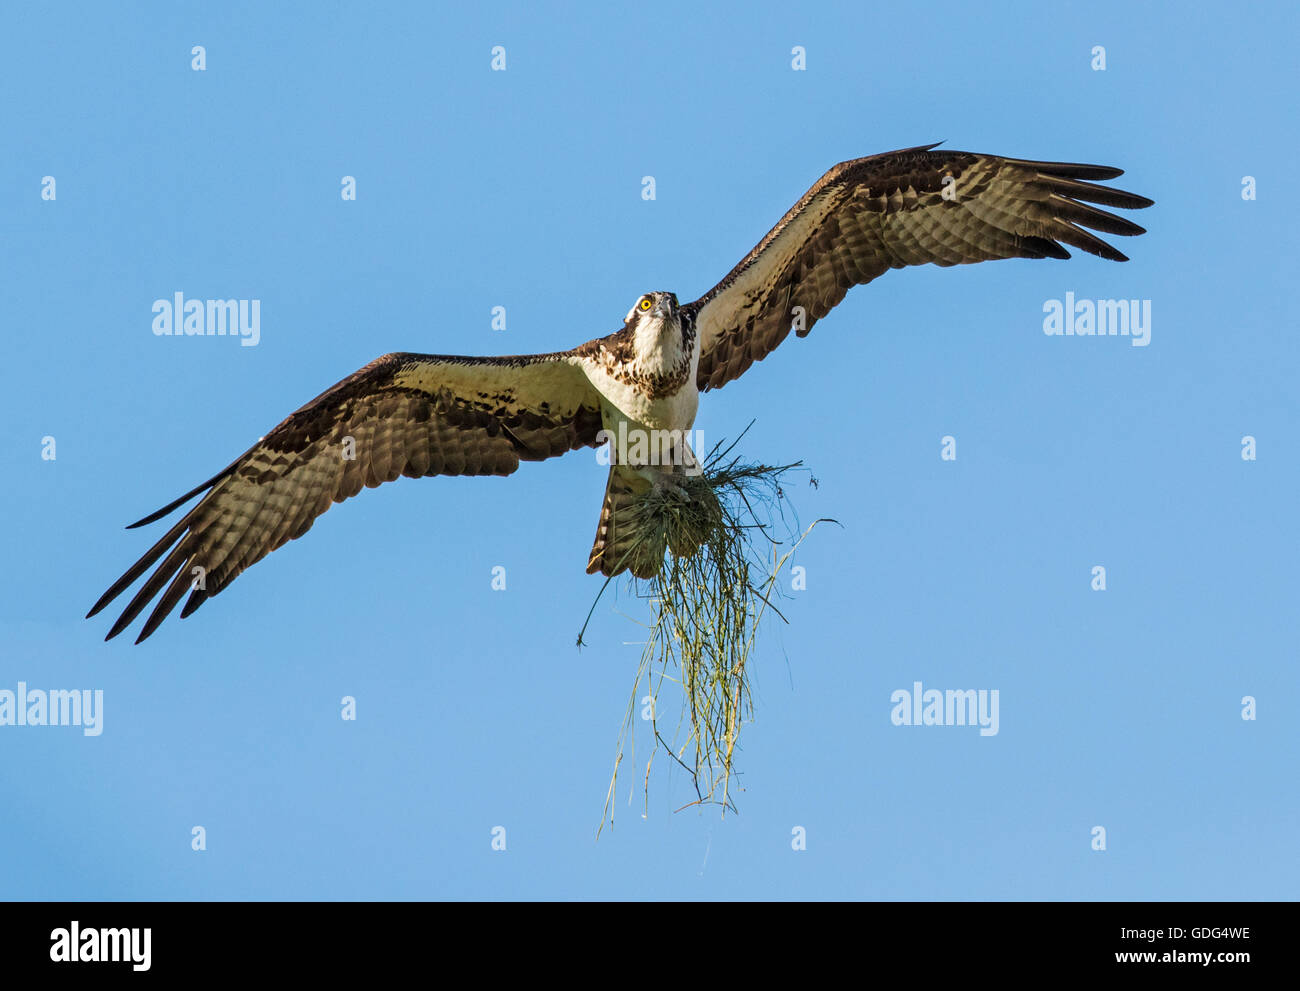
[89,143,1152,643]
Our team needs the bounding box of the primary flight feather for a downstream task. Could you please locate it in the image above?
[89,143,1152,642]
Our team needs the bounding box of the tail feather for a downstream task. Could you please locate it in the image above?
[586,466,659,580]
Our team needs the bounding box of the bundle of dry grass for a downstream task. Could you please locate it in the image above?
[578,429,833,833]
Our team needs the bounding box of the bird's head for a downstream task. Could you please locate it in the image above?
[624,291,684,368]
[624,290,679,328]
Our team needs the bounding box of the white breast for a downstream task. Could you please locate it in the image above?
[583,362,697,433]
[580,328,701,472]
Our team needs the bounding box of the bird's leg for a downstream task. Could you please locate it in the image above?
[678,437,701,477]
[658,471,692,502]
[634,464,691,501]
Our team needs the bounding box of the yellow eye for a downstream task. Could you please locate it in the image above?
[638,297,653,311]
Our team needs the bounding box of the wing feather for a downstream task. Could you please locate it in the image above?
[89,350,603,642]
[686,144,1153,390]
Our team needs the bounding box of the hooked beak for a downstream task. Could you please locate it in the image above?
[652,293,678,319]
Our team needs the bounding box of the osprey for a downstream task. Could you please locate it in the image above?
[89,144,1152,642]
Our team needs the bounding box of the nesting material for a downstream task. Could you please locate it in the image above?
[581,434,832,832]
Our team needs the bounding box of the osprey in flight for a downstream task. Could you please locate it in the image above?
[89,144,1152,642]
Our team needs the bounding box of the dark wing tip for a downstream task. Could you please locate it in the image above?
[104,613,134,642]
[127,488,204,529]
[87,581,133,620]
[1020,159,1126,181]
[125,455,248,529]
[179,589,208,620]
[1020,236,1072,260]
[94,456,249,635]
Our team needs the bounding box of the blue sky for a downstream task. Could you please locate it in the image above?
[1,0,1295,900]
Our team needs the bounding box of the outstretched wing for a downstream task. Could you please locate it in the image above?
[89,350,603,643]
[686,143,1154,390]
